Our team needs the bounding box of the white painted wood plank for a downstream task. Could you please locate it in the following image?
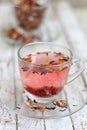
[75,9,87,37]
[71,105,87,130]
[57,2,87,130]
[0,108,16,130]
[0,39,16,129]
[17,117,46,130]
[45,117,74,130]
[57,1,87,58]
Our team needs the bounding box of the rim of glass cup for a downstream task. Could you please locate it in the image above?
[18,42,72,67]
[14,0,48,7]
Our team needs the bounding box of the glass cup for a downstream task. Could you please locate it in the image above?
[18,42,86,103]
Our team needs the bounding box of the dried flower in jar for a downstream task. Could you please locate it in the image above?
[15,0,46,31]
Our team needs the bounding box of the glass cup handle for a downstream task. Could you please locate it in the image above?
[67,58,86,84]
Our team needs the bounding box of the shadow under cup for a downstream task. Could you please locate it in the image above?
[18,42,72,103]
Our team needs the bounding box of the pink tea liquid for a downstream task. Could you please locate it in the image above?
[20,52,70,97]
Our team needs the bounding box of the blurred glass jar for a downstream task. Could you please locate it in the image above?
[14,0,47,31]
[0,0,60,44]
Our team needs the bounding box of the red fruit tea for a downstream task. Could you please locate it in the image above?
[20,52,70,97]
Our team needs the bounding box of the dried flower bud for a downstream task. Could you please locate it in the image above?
[56,100,67,108]
[39,107,45,112]
[29,100,34,108]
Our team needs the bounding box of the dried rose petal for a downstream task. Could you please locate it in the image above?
[56,100,67,108]
[60,100,67,107]
[56,101,61,107]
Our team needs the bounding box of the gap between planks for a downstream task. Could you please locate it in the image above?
[12,45,18,130]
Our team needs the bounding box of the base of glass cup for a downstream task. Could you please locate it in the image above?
[23,89,62,104]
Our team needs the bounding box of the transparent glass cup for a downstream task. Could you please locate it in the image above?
[18,42,86,103]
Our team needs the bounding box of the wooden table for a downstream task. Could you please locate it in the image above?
[0,1,87,130]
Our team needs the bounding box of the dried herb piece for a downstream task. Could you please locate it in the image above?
[22,66,29,71]
[29,100,34,108]
[16,106,21,109]
[25,95,68,113]
[23,55,32,62]
[3,28,40,43]
[56,100,67,108]
[45,106,56,110]
[63,56,70,61]
[49,60,55,65]
[38,105,45,112]
[60,100,67,107]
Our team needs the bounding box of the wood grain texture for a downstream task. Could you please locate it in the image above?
[0,39,16,130]
[57,2,87,130]
[0,1,87,130]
